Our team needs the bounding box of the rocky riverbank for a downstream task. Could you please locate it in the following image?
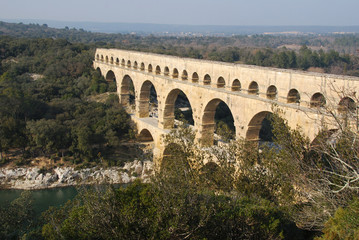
[0,160,153,190]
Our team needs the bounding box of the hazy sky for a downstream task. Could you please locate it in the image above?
[1,0,358,26]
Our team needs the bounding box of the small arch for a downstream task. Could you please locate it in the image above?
[155,65,161,75]
[266,85,277,100]
[338,97,356,113]
[96,54,99,60]
[116,58,120,65]
[138,129,154,142]
[192,72,199,83]
[101,55,104,62]
[121,59,125,66]
[172,68,179,79]
[133,61,138,69]
[217,77,225,88]
[181,70,188,80]
[140,62,145,71]
[231,79,241,91]
[287,89,300,103]
[164,67,170,76]
[148,64,153,73]
[110,57,114,64]
[310,92,326,108]
[248,81,259,95]
[203,74,211,85]
[127,60,131,68]
[105,56,109,63]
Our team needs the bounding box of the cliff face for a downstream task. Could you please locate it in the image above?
[0,160,153,189]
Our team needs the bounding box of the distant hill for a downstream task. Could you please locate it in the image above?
[2,19,359,36]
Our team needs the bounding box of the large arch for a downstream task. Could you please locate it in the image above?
[105,70,116,82]
[246,111,274,141]
[138,129,154,142]
[138,80,158,118]
[162,89,194,129]
[120,75,135,107]
[200,98,235,146]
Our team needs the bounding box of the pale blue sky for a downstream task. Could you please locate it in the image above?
[1,0,358,26]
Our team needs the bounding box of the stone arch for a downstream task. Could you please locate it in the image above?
[133,61,138,69]
[181,70,188,80]
[127,60,131,68]
[148,64,153,73]
[201,98,235,146]
[192,72,199,83]
[138,80,158,118]
[217,77,225,88]
[172,68,179,79]
[246,111,273,141]
[310,92,326,108]
[121,59,125,66]
[140,62,145,71]
[116,58,120,65]
[96,54,99,60]
[266,85,277,100]
[231,79,241,91]
[311,129,339,148]
[105,56,109,63]
[203,74,211,85]
[287,89,300,103]
[101,55,104,61]
[105,70,116,83]
[155,65,161,75]
[338,97,356,113]
[110,57,114,64]
[164,66,170,76]
[248,81,259,95]
[138,129,154,142]
[163,89,194,129]
[96,67,102,76]
[120,75,135,107]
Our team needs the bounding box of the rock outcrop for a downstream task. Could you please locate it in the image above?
[0,160,153,190]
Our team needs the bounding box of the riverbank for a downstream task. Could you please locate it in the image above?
[0,160,153,190]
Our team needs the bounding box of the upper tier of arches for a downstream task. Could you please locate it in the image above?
[95,52,358,113]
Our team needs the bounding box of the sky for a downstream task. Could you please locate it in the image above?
[1,0,359,26]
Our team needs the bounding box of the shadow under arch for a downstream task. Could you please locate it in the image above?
[105,70,116,82]
[163,89,194,129]
[120,75,135,107]
[246,111,274,142]
[138,129,154,142]
[201,98,235,146]
[139,80,158,118]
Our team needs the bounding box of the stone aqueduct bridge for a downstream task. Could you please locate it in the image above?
[94,48,359,159]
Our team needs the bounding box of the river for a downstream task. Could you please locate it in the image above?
[0,186,79,215]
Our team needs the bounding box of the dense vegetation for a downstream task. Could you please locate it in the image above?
[0,36,134,167]
[0,21,359,239]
